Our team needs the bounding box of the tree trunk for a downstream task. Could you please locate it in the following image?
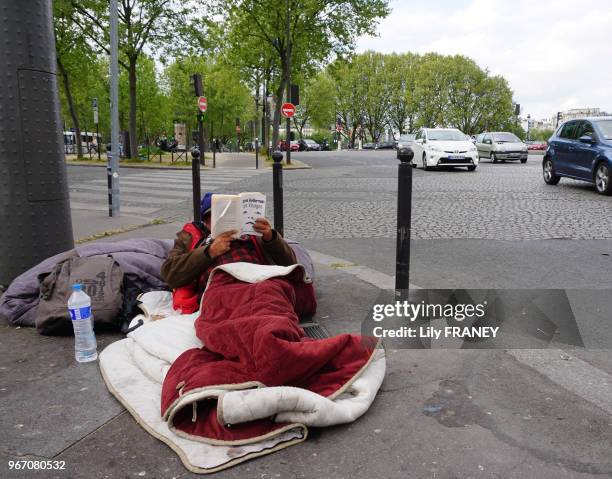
[128,57,138,160]
[271,76,285,150]
[57,58,83,159]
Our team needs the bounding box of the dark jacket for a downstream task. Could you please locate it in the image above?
[161,229,296,290]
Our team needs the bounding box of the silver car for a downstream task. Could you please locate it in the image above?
[476,132,528,163]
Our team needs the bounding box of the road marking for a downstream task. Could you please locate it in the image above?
[71,185,191,198]
[69,192,184,204]
[69,202,159,215]
[68,169,267,217]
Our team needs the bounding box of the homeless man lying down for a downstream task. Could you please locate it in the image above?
[157,192,379,445]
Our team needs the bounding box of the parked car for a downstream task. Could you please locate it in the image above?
[277,140,299,152]
[476,132,528,163]
[396,133,416,150]
[362,142,376,149]
[528,142,547,151]
[375,141,395,150]
[411,128,479,171]
[543,117,612,195]
[298,139,321,151]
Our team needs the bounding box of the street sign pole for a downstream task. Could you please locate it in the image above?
[191,74,204,228]
[93,98,101,161]
[108,0,120,217]
[285,0,292,165]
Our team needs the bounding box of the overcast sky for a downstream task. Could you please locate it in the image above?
[356,0,612,120]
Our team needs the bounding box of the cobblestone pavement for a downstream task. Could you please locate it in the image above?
[223,151,612,241]
[69,151,611,241]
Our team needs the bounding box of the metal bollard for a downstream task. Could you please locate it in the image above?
[191,147,203,230]
[255,138,259,169]
[395,147,415,298]
[272,151,284,237]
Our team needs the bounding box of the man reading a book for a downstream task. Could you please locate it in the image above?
[161,192,296,313]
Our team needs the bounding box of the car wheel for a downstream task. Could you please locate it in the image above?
[491,152,498,163]
[543,158,560,185]
[520,158,527,164]
[422,153,430,171]
[594,162,612,195]
[467,165,477,172]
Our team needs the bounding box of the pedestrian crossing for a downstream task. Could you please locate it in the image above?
[69,168,266,217]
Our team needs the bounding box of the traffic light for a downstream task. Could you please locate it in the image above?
[557,112,563,123]
[291,84,300,105]
[190,74,202,97]
[515,104,521,116]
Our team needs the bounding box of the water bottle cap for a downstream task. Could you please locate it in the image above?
[72,284,82,291]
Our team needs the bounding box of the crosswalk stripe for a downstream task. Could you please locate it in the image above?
[70,168,267,216]
[88,180,195,190]
[70,185,192,198]
[88,179,239,189]
[69,192,184,204]
[69,202,159,215]
[106,178,230,187]
[136,170,262,178]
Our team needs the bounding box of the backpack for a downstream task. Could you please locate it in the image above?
[36,254,124,335]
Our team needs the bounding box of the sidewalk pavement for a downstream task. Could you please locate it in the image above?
[1,220,610,478]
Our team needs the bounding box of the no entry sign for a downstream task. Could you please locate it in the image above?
[198,96,208,112]
[281,102,296,118]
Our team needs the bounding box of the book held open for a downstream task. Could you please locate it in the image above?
[211,192,267,238]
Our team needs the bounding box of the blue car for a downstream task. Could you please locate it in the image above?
[543,117,612,195]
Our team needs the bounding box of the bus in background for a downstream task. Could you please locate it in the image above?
[63,131,101,155]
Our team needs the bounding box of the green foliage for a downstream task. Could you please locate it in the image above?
[163,57,252,144]
[216,0,391,145]
[326,51,518,141]
[527,128,555,142]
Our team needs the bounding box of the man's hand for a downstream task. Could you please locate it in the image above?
[252,217,274,241]
[207,230,237,258]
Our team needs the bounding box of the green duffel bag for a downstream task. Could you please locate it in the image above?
[36,254,124,335]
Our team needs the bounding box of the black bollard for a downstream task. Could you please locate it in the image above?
[255,138,259,169]
[395,147,415,298]
[191,147,203,229]
[272,151,284,237]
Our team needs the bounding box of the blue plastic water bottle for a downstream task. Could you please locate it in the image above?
[67,284,98,363]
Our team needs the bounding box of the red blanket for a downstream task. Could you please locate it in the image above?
[161,268,377,444]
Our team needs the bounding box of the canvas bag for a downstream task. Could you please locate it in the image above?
[36,254,124,335]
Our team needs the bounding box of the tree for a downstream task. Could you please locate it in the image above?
[355,52,390,143]
[68,0,196,159]
[412,53,451,130]
[54,0,96,158]
[291,71,335,139]
[385,53,420,135]
[163,57,252,146]
[217,0,390,149]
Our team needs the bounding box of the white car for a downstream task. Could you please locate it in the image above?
[475,132,528,163]
[411,128,479,171]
